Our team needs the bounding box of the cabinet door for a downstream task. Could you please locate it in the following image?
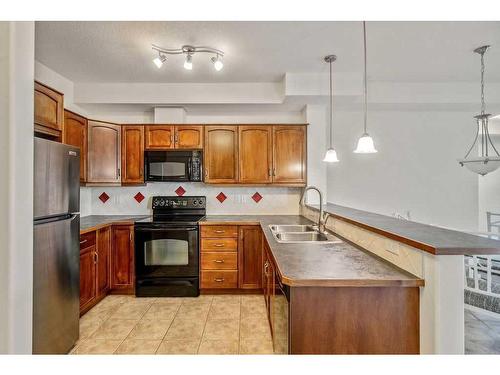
[145,125,174,150]
[238,226,263,289]
[80,246,96,312]
[272,126,307,185]
[175,125,204,149]
[121,125,144,184]
[34,81,64,134]
[87,120,121,184]
[111,225,134,291]
[96,226,111,297]
[63,110,87,183]
[238,126,273,183]
[204,126,238,183]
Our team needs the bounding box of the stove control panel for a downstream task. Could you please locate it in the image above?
[152,196,206,210]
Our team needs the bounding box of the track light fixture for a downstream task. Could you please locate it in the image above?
[152,44,224,71]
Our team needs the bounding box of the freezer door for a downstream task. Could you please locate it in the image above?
[33,214,80,354]
[34,138,80,219]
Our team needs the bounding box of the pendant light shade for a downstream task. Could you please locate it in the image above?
[323,54,339,163]
[458,46,500,176]
[354,21,378,154]
[323,148,339,162]
[354,133,378,153]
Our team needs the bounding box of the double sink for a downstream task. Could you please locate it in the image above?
[269,225,343,244]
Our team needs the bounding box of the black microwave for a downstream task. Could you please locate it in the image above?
[145,150,203,182]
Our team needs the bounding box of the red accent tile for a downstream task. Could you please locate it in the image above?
[251,192,263,203]
[134,192,145,203]
[216,192,227,203]
[175,186,186,196]
[98,192,110,204]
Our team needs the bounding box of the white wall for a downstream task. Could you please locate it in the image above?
[327,110,479,232]
[0,21,34,354]
[478,134,500,232]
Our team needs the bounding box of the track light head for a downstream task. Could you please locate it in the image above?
[211,54,224,71]
[184,54,193,70]
[153,53,166,68]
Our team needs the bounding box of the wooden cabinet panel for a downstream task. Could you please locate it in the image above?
[96,226,111,297]
[272,126,307,185]
[201,238,238,252]
[263,243,275,333]
[175,125,203,149]
[34,81,64,137]
[201,252,238,270]
[111,225,134,291]
[201,270,238,289]
[80,245,96,312]
[63,110,87,182]
[121,125,144,184]
[200,225,238,238]
[204,126,238,183]
[238,126,273,183]
[145,125,174,150]
[87,120,121,184]
[238,226,263,289]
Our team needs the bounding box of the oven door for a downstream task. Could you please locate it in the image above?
[145,151,191,182]
[135,225,199,278]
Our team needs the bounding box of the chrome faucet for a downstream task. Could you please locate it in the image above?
[300,186,325,232]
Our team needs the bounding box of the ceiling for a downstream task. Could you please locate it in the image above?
[35,21,500,84]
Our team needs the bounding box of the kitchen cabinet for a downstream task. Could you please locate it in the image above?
[145,125,175,150]
[87,120,121,184]
[96,226,111,297]
[204,126,239,183]
[263,242,275,334]
[238,126,273,184]
[111,225,134,292]
[121,125,144,185]
[63,110,87,183]
[79,231,97,313]
[176,125,204,149]
[238,225,263,289]
[272,125,307,185]
[34,81,64,140]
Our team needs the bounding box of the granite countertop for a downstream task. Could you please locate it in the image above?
[201,215,423,288]
[80,215,148,233]
[307,203,500,256]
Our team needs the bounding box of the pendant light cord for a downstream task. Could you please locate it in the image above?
[329,58,334,148]
[480,50,485,115]
[363,21,368,135]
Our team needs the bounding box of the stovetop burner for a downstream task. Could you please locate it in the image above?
[135,214,206,225]
[135,196,207,226]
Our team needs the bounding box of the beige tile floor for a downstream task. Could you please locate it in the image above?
[71,294,274,355]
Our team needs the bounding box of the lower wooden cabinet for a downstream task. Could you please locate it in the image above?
[239,226,263,289]
[80,240,97,313]
[111,224,135,292]
[96,226,111,296]
[263,241,275,330]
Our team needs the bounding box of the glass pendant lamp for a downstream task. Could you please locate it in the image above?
[458,45,500,176]
[323,55,339,162]
[354,21,378,154]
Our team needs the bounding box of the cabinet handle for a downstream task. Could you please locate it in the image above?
[170,135,174,144]
[214,259,225,263]
[214,243,224,247]
[268,168,272,177]
[80,239,88,245]
[94,251,98,264]
[129,232,132,242]
[273,168,276,176]
[214,230,225,234]
[205,169,208,178]
[175,132,179,143]
[214,278,225,282]
[117,168,121,177]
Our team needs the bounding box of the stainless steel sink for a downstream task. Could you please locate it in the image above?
[269,224,316,233]
[269,224,342,244]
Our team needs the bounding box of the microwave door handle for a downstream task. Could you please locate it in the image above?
[187,157,192,180]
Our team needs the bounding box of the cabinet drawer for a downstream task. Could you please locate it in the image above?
[80,231,96,250]
[201,225,238,238]
[201,238,238,252]
[201,270,238,289]
[201,252,238,270]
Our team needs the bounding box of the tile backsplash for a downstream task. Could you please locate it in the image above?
[82,183,301,216]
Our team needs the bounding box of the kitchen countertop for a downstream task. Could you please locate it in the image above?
[80,215,148,233]
[307,203,500,256]
[201,215,424,288]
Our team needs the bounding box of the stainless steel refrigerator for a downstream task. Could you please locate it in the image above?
[33,138,80,354]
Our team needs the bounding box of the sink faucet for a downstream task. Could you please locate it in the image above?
[300,186,325,232]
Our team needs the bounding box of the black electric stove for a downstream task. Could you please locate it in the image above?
[134,196,206,297]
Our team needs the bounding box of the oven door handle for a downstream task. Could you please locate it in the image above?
[135,227,198,232]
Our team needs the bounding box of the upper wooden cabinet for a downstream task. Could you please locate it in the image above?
[63,110,87,183]
[145,125,174,150]
[121,125,144,185]
[272,125,307,185]
[145,125,203,150]
[34,81,64,139]
[239,125,273,184]
[87,120,121,184]
[204,126,239,183]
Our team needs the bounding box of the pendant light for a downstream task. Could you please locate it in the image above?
[323,54,339,162]
[354,21,378,154]
[458,45,500,176]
